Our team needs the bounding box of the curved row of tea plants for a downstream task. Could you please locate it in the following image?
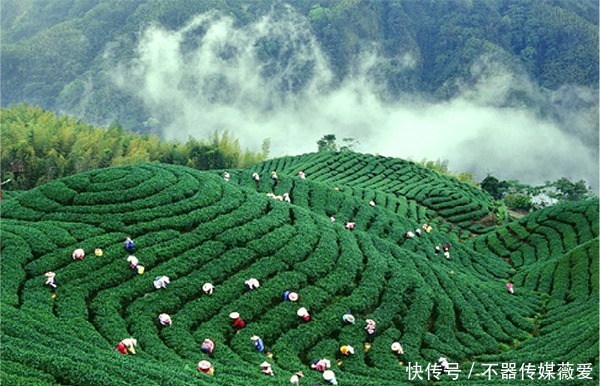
[1,156,597,385]
[250,152,495,233]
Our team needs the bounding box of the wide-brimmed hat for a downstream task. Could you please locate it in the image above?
[260,361,271,367]
[198,360,211,370]
[203,283,214,292]
[439,357,446,362]
[366,319,376,326]
[94,248,103,256]
[250,335,260,341]
[346,345,354,354]
[229,312,240,319]
[45,271,55,277]
[297,307,308,317]
[323,370,336,381]
[391,342,403,352]
[288,292,299,302]
[342,313,355,324]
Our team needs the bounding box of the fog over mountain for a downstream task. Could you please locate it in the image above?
[107,9,597,190]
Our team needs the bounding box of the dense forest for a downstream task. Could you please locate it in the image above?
[0,105,268,190]
[1,0,597,132]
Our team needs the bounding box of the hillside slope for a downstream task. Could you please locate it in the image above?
[1,155,598,385]
[1,0,597,131]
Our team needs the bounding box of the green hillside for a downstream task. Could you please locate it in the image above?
[1,153,598,385]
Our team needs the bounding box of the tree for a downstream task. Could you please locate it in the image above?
[481,175,509,200]
[339,137,359,152]
[503,193,532,211]
[317,134,338,152]
[547,177,593,202]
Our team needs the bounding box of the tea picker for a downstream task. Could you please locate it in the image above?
[158,313,172,327]
[507,282,514,294]
[153,276,170,289]
[339,345,354,356]
[44,272,58,299]
[342,313,355,325]
[364,319,376,351]
[230,312,245,330]
[203,282,214,295]
[391,341,404,356]
[290,371,304,385]
[198,360,214,375]
[252,172,260,187]
[245,278,260,291]
[297,307,311,322]
[116,338,137,355]
[323,370,338,385]
[201,338,215,355]
[283,291,299,302]
[124,237,135,254]
[311,358,331,372]
[251,335,265,353]
[72,248,85,260]
[261,361,274,376]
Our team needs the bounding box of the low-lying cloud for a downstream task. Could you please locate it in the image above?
[110,8,598,191]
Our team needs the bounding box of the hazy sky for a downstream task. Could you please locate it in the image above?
[111,10,599,191]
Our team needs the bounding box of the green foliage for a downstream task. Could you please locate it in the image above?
[1,154,598,385]
[0,105,267,190]
[481,175,509,200]
[4,0,596,132]
[316,134,338,152]
[547,177,594,202]
[504,193,532,211]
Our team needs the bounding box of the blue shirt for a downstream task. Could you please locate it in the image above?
[254,338,264,353]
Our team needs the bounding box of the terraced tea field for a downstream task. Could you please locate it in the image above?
[1,152,597,385]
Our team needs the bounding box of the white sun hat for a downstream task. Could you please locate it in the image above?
[297,307,308,317]
[260,361,271,367]
[198,360,211,370]
[203,282,214,293]
[229,312,240,319]
[288,292,299,302]
[323,370,336,381]
[391,342,404,353]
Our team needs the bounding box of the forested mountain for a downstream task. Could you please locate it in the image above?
[1,0,597,130]
[1,0,598,191]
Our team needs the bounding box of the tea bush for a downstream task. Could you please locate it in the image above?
[1,155,597,385]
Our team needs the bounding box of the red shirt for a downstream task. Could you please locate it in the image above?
[116,342,127,354]
[232,318,245,329]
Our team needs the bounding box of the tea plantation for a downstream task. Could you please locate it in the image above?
[1,152,598,385]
